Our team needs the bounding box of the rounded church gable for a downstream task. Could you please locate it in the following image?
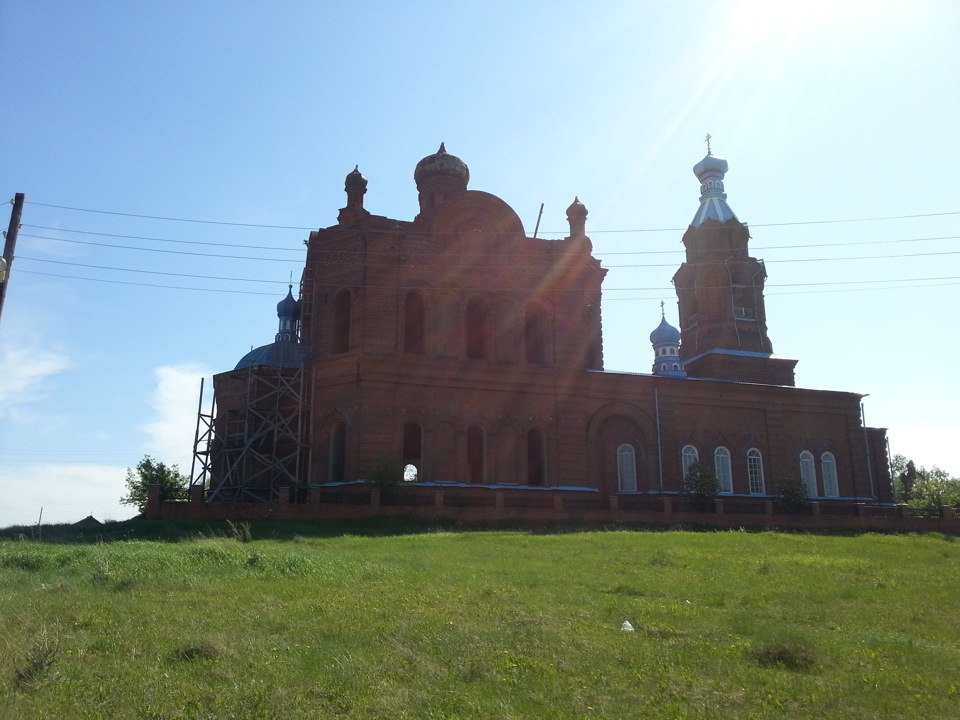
[429,190,526,242]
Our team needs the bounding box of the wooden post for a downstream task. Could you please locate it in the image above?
[0,193,24,322]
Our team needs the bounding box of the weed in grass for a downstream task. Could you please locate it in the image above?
[649,550,672,567]
[174,640,227,662]
[90,554,112,586]
[706,589,727,607]
[751,640,818,671]
[608,584,648,597]
[12,627,60,690]
[227,519,253,543]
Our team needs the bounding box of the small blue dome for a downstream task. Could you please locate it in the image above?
[277,287,299,318]
[234,341,302,370]
[693,153,729,178]
[649,316,681,345]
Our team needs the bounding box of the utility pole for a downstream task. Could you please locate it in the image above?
[0,193,25,323]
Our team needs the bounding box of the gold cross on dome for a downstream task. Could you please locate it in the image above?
[705,133,712,155]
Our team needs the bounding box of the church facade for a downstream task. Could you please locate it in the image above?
[201,144,893,509]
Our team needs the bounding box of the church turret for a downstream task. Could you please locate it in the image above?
[413,143,469,221]
[338,165,371,226]
[233,287,302,370]
[275,285,300,343]
[672,139,796,386]
[650,305,685,377]
[566,196,588,239]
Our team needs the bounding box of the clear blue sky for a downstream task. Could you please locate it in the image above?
[1,0,957,526]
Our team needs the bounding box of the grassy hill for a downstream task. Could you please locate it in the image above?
[1,521,958,718]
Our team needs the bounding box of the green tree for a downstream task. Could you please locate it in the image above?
[774,476,810,514]
[681,461,719,507]
[890,453,960,511]
[909,465,960,513]
[120,455,188,514]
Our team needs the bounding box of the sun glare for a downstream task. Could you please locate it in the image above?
[729,0,893,34]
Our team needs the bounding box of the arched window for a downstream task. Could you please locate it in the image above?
[524,305,549,365]
[332,290,351,354]
[467,425,485,484]
[465,298,489,359]
[329,421,346,483]
[404,291,426,354]
[799,451,817,497]
[402,422,422,481]
[617,444,637,492]
[821,452,839,497]
[714,447,733,493]
[527,429,546,486]
[403,464,418,482]
[747,448,765,494]
[681,445,699,477]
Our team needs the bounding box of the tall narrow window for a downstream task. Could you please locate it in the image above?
[714,447,733,493]
[465,298,489,359]
[681,445,699,477]
[527,429,546,486]
[329,421,346,483]
[747,448,765,494]
[821,452,839,497]
[332,290,351,354]
[799,451,817,497]
[402,422,423,481]
[467,425,485,484]
[617,444,637,492]
[404,291,426,354]
[524,306,548,365]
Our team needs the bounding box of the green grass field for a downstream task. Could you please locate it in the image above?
[0,521,958,718]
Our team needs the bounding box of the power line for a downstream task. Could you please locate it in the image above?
[18,256,293,283]
[16,269,283,295]
[24,199,960,234]
[22,223,960,258]
[19,232,960,269]
[22,224,306,252]
[26,201,316,230]
[19,233,302,262]
[18,263,958,296]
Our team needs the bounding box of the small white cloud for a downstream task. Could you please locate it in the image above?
[0,342,69,420]
[0,463,136,528]
[141,364,212,472]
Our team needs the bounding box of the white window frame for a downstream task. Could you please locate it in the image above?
[747,448,765,494]
[821,452,839,497]
[715,447,733,494]
[682,445,699,478]
[799,451,817,497]
[617,444,637,492]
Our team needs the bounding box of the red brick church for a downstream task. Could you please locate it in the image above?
[199,144,893,511]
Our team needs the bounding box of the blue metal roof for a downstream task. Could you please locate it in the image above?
[234,341,302,370]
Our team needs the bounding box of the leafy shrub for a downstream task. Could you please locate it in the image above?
[681,461,719,506]
[367,455,401,490]
[774,476,810,514]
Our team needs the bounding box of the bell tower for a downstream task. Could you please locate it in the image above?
[672,140,796,385]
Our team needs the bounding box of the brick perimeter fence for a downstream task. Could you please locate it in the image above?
[147,484,960,534]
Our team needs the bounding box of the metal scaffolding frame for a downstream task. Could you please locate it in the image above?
[193,364,309,503]
[190,377,215,489]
